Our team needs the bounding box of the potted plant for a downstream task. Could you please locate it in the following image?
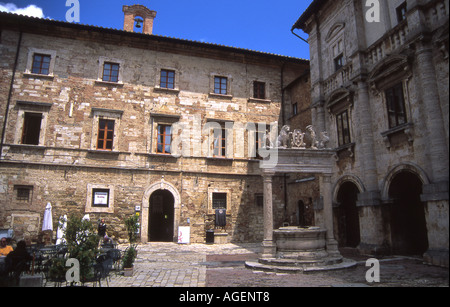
[122,245,137,276]
[58,214,99,284]
[122,214,139,276]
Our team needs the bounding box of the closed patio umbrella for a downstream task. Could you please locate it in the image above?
[42,202,53,231]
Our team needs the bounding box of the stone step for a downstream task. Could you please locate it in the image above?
[245,258,358,274]
[259,256,344,268]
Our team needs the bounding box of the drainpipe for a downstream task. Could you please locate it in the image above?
[291,28,309,44]
[0,31,23,158]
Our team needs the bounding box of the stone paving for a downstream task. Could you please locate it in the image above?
[108,242,260,287]
[43,242,449,287]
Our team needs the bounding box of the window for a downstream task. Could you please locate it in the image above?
[253,81,266,99]
[332,39,344,71]
[102,62,120,83]
[336,110,351,146]
[396,2,407,23]
[212,193,227,210]
[213,126,226,157]
[254,124,269,159]
[31,54,51,75]
[334,54,344,71]
[92,189,110,208]
[292,103,298,116]
[214,76,228,95]
[157,124,172,154]
[160,70,175,89]
[385,83,407,128]
[21,112,42,145]
[15,185,33,202]
[97,119,115,150]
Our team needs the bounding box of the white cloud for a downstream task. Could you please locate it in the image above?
[0,3,46,18]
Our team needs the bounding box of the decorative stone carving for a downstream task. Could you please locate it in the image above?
[273,125,331,150]
[276,125,291,148]
[291,129,306,148]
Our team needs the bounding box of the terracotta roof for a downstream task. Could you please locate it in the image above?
[0,11,308,64]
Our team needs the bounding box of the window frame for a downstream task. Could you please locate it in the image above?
[102,62,120,83]
[96,118,115,151]
[396,2,407,23]
[156,124,173,155]
[214,76,228,95]
[212,192,227,210]
[24,48,56,78]
[21,112,43,145]
[213,126,227,158]
[14,101,52,146]
[292,103,298,116]
[334,53,344,71]
[207,187,231,214]
[336,109,352,146]
[91,108,123,152]
[253,81,266,100]
[97,57,124,85]
[385,82,407,129]
[160,69,175,89]
[31,54,51,75]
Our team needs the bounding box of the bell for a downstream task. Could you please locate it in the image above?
[134,17,143,29]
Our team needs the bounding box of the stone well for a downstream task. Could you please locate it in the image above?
[246,226,356,273]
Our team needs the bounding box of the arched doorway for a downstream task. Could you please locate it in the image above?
[141,180,181,243]
[388,171,428,255]
[149,189,175,242]
[335,181,361,248]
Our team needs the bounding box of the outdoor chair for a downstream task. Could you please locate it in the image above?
[96,256,114,287]
[106,248,122,272]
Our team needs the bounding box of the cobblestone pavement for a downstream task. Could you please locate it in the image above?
[44,242,448,287]
[106,243,448,288]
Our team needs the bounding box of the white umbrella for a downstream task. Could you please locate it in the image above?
[56,215,67,245]
[42,202,53,231]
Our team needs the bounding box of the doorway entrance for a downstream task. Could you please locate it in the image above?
[149,189,175,242]
[388,171,428,255]
[335,181,361,248]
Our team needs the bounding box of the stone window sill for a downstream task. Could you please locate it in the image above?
[248,98,271,103]
[23,73,55,80]
[381,122,414,149]
[95,80,124,87]
[153,87,180,95]
[208,93,233,100]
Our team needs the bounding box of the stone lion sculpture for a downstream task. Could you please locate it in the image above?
[317,131,330,149]
[276,125,291,148]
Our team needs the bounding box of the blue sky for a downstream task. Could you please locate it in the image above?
[0,0,313,59]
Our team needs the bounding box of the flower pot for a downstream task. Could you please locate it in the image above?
[124,267,134,277]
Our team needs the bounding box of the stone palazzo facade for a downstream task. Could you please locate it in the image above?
[0,6,311,245]
[293,0,449,266]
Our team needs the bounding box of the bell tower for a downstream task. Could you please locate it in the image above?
[123,5,157,35]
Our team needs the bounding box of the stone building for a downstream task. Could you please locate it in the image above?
[292,0,448,266]
[0,5,310,244]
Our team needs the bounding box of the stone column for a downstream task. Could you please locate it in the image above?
[261,172,276,258]
[415,40,449,182]
[321,174,340,256]
[415,39,449,267]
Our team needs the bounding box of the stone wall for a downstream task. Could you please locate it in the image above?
[0,14,308,244]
